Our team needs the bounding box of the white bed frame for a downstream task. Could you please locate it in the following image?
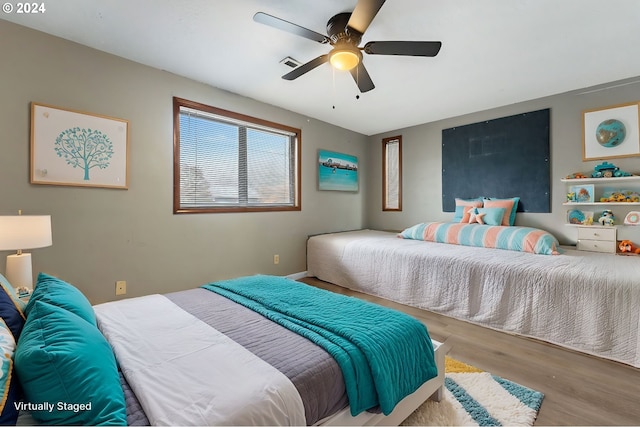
[319,339,448,426]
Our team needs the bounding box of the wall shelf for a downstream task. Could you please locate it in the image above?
[563,174,640,227]
[563,223,618,227]
[561,176,640,184]
[563,202,640,206]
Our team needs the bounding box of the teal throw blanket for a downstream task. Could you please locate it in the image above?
[202,275,437,416]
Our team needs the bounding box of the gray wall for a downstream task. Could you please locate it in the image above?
[366,77,640,245]
[3,20,639,304]
[0,21,368,303]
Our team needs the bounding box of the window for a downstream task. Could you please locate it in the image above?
[382,135,402,211]
[173,97,301,213]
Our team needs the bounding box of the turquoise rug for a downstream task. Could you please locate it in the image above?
[402,358,544,426]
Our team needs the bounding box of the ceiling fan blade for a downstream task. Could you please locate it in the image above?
[254,12,330,44]
[349,62,375,93]
[282,55,329,80]
[346,0,386,36]
[364,41,442,56]
[363,41,442,56]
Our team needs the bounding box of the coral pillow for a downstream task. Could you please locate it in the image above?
[483,197,520,226]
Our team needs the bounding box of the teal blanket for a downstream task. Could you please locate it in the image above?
[202,275,437,416]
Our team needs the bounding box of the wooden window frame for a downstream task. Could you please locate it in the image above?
[173,97,301,214]
[382,135,402,211]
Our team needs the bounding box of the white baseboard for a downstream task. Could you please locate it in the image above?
[285,271,308,280]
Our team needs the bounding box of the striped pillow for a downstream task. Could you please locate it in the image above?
[399,222,561,255]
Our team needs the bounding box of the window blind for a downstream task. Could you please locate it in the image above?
[176,103,299,211]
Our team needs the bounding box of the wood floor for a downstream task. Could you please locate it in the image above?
[300,277,640,426]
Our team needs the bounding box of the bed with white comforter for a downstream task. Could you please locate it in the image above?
[93,276,446,426]
[11,272,445,426]
[307,229,640,368]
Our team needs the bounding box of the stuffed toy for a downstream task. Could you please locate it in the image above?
[619,240,640,254]
[467,207,486,224]
[598,210,615,226]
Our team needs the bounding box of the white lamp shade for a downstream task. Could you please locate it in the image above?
[0,215,52,250]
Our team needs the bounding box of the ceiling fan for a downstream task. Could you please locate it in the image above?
[253,0,442,93]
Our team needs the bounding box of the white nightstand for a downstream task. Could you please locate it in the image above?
[576,226,617,253]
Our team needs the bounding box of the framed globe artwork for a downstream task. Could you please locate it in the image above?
[582,101,640,161]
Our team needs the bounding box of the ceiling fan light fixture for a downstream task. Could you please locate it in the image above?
[329,46,361,71]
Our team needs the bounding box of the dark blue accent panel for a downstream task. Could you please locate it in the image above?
[442,109,551,213]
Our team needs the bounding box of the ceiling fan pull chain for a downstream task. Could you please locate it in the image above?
[332,67,336,109]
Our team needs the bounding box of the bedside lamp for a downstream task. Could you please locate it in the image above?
[0,212,52,290]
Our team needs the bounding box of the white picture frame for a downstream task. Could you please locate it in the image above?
[30,102,129,189]
[582,102,640,161]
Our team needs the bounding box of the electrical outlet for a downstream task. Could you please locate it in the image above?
[273,254,280,265]
[115,281,127,296]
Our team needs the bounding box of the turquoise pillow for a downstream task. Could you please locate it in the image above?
[483,197,520,226]
[26,273,96,326]
[15,301,126,425]
[477,207,507,226]
[453,205,466,221]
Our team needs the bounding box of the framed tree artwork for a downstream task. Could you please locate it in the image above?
[30,103,129,189]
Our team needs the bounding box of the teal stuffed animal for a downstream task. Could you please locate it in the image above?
[598,210,615,226]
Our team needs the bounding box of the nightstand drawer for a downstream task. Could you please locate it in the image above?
[577,227,616,241]
[577,239,617,253]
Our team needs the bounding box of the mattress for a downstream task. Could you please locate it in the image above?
[116,288,347,425]
[307,229,640,368]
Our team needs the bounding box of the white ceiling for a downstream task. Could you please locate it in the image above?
[4,0,640,135]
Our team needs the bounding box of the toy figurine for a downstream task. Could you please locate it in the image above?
[598,210,615,226]
[565,172,588,179]
[591,162,632,178]
[619,240,640,254]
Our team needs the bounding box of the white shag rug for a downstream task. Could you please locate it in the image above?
[402,372,544,426]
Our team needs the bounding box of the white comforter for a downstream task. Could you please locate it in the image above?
[94,295,305,426]
[307,229,640,368]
